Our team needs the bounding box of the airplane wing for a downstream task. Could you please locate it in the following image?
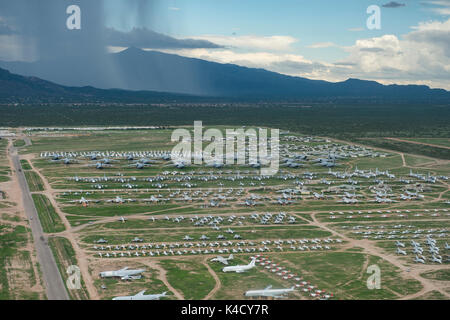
[265,285,273,290]
[136,290,146,296]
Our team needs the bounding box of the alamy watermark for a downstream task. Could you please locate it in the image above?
[66,5,81,30]
[367,5,381,30]
[366,264,381,290]
[171,121,279,176]
[66,265,81,290]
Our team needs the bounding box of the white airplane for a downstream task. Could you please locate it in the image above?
[99,267,145,280]
[211,254,234,265]
[411,240,421,247]
[244,285,295,298]
[431,255,442,264]
[112,291,168,300]
[118,216,128,223]
[395,241,405,248]
[414,255,425,264]
[413,247,423,254]
[222,258,256,273]
[143,195,160,203]
[396,248,407,255]
[107,196,136,204]
[69,197,97,206]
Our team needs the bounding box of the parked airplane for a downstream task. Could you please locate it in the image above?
[129,162,151,169]
[244,285,295,298]
[431,255,442,264]
[211,254,234,265]
[414,255,425,264]
[395,241,405,248]
[99,267,145,280]
[69,197,99,206]
[222,258,256,273]
[107,196,136,203]
[396,248,407,255]
[412,247,423,255]
[112,291,168,300]
[118,216,128,223]
[88,162,112,170]
[51,157,78,165]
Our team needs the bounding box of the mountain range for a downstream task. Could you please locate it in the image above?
[0,66,197,103]
[0,47,449,103]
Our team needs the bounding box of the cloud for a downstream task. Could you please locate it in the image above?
[335,19,450,86]
[0,19,14,35]
[358,47,386,52]
[105,27,223,49]
[0,25,14,35]
[422,0,450,15]
[0,0,108,60]
[348,27,365,32]
[382,1,406,8]
[165,18,450,89]
[187,35,299,52]
[158,48,312,68]
[168,7,180,11]
[307,42,336,49]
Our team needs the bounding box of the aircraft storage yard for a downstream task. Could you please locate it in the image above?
[1,127,449,300]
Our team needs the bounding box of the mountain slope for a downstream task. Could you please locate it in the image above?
[0,67,198,103]
[0,48,449,102]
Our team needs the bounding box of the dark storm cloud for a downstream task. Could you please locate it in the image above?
[0,20,15,35]
[382,2,406,8]
[0,0,107,60]
[105,27,223,49]
[0,0,220,60]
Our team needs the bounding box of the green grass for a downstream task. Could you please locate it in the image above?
[48,237,89,300]
[420,269,450,282]
[271,252,423,299]
[351,155,403,170]
[24,171,45,192]
[210,255,292,300]
[404,154,436,167]
[94,262,170,300]
[0,225,29,299]
[13,139,26,148]
[20,159,32,170]
[357,138,450,160]
[159,259,216,300]
[80,225,331,244]
[62,203,181,217]
[413,290,448,300]
[32,194,66,233]
[403,138,450,148]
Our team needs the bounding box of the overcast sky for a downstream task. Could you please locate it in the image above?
[1,0,449,89]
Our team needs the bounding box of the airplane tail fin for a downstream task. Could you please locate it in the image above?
[250,258,256,266]
[229,254,234,260]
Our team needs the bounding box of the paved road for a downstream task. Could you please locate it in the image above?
[9,142,69,300]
